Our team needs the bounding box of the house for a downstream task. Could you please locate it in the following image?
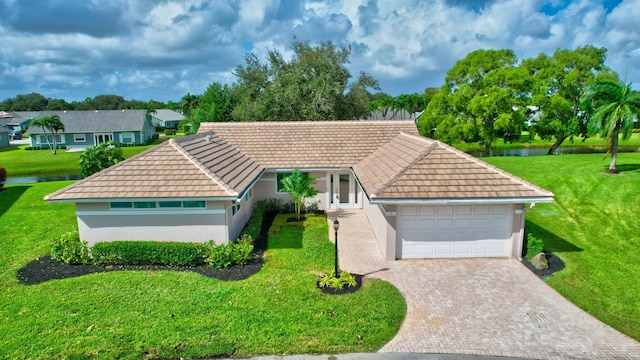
[45,120,553,260]
[26,110,156,150]
[0,127,9,148]
[149,109,185,129]
[0,111,32,132]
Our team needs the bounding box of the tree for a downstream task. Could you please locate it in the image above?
[0,166,6,191]
[280,169,318,220]
[418,49,528,155]
[232,39,379,121]
[191,83,235,128]
[30,115,66,154]
[1,93,49,111]
[581,79,640,173]
[79,141,125,177]
[523,46,609,154]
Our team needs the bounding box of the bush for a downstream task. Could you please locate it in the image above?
[51,231,91,264]
[91,241,208,266]
[525,233,544,260]
[318,271,358,290]
[25,145,67,151]
[164,129,177,135]
[0,166,6,191]
[204,239,254,269]
[79,141,124,177]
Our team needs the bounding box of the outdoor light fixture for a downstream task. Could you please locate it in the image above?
[333,219,340,278]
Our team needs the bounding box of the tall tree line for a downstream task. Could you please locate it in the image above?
[418,45,620,156]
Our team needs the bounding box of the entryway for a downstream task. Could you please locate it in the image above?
[327,171,360,209]
[94,133,113,146]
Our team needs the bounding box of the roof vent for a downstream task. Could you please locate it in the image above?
[95,110,98,113]
[205,134,213,141]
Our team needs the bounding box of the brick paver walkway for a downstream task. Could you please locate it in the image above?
[326,209,640,359]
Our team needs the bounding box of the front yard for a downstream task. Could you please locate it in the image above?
[484,153,640,341]
[0,182,405,359]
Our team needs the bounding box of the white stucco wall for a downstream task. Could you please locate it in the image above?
[362,196,396,260]
[76,201,229,247]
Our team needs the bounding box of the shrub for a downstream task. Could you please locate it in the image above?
[232,238,254,265]
[256,198,284,214]
[91,241,207,266]
[51,231,91,264]
[164,129,177,135]
[25,145,67,151]
[525,233,544,260]
[204,239,254,269]
[0,166,6,191]
[79,141,124,177]
[318,271,358,290]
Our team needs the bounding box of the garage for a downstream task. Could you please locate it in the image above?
[397,204,514,259]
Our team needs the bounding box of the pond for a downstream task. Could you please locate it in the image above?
[6,173,83,185]
[466,145,640,157]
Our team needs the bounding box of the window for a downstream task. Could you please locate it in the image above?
[276,172,309,192]
[39,134,64,144]
[159,201,181,208]
[133,202,156,209]
[244,189,252,202]
[110,202,133,209]
[183,201,206,208]
[120,132,135,144]
[110,200,206,210]
[232,203,241,216]
[73,134,86,142]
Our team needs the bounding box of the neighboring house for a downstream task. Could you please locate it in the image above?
[45,120,553,260]
[150,109,185,129]
[0,127,9,148]
[0,111,32,131]
[25,110,155,150]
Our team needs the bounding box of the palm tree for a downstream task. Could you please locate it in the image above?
[30,115,66,155]
[581,79,640,173]
[281,169,318,220]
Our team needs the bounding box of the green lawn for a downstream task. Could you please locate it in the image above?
[483,153,640,340]
[454,132,640,152]
[0,144,158,176]
[0,183,405,359]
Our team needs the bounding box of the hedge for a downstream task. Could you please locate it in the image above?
[91,241,208,266]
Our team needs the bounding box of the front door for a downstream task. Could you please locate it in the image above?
[328,171,360,209]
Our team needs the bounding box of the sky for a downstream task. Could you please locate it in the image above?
[0,0,638,103]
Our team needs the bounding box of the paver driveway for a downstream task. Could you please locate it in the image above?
[326,209,640,360]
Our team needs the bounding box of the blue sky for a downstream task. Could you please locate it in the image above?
[0,0,638,103]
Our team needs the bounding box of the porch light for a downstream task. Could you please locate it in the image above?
[333,219,340,278]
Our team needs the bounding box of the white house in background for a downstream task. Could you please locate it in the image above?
[150,109,185,129]
[26,110,156,150]
[45,120,553,260]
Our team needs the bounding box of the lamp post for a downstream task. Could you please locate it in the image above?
[333,219,340,278]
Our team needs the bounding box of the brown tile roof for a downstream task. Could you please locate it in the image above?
[199,120,420,168]
[45,133,263,201]
[353,133,554,201]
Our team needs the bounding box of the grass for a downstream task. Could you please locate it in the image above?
[483,152,640,340]
[0,144,158,176]
[0,183,406,359]
[453,132,640,152]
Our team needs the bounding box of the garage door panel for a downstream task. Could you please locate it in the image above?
[398,204,513,259]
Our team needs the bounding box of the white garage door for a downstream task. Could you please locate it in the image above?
[398,204,513,259]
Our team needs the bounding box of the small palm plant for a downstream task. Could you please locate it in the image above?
[281,169,318,220]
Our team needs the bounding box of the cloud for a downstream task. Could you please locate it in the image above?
[0,0,638,102]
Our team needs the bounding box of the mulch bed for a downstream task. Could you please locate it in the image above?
[522,252,565,279]
[16,213,276,286]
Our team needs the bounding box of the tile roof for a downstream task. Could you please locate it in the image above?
[20,110,149,134]
[45,133,263,201]
[47,120,553,202]
[199,120,420,168]
[353,133,554,201]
